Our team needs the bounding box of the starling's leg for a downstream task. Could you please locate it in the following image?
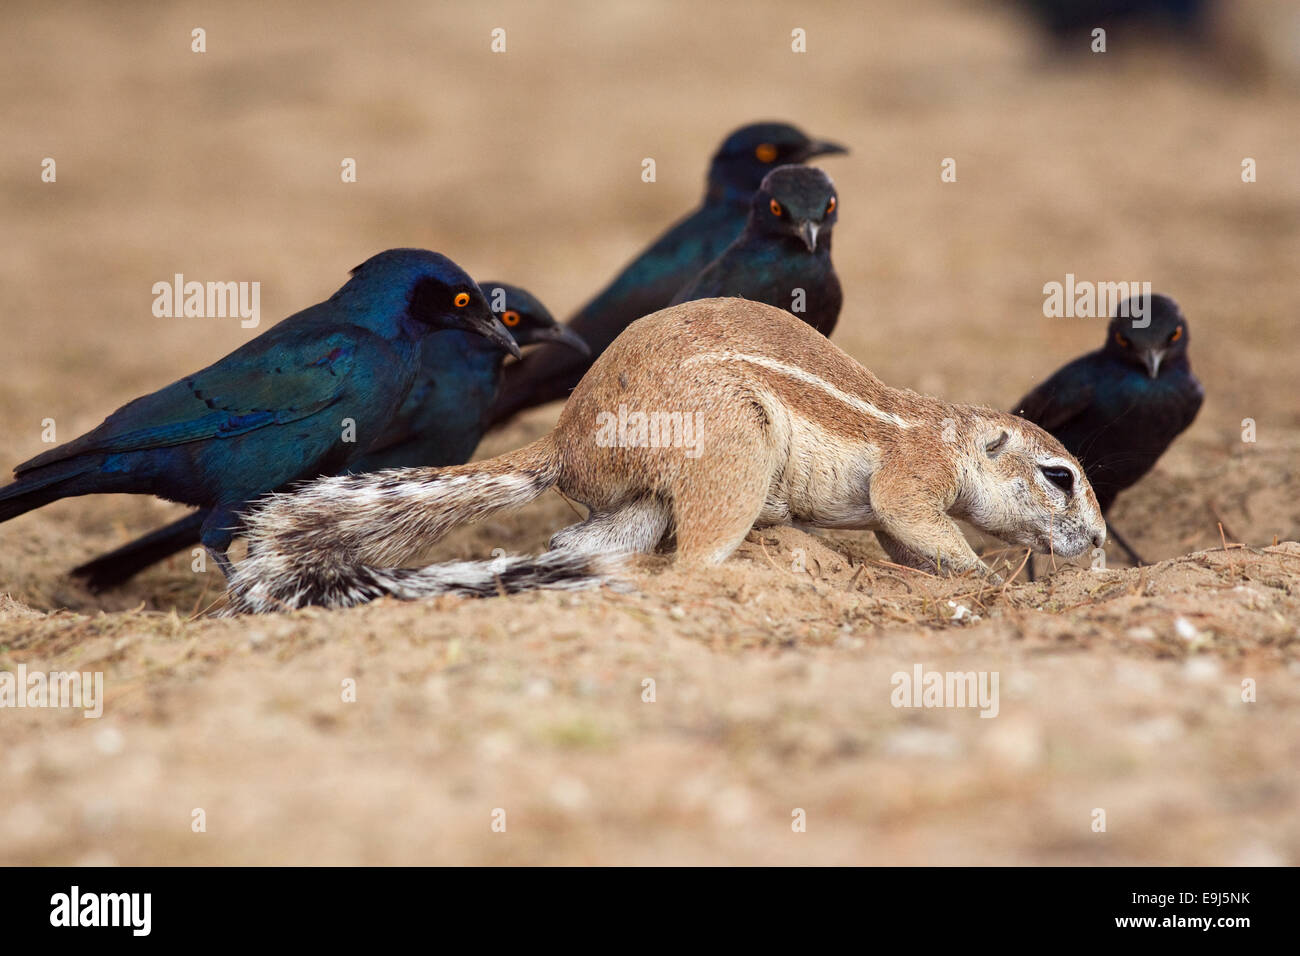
[71,510,208,591]
[200,507,242,580]
[206,548,235,580]
[1106,520,1146,566]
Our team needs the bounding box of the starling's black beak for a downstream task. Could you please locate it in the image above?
[798,220,820,252]
[1142,348,1166,379]
[528,324,591,357]
[464,310,522,359]
[797,139,848,161]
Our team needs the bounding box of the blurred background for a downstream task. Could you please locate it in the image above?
[3,0,1297,433]
[1,0,1298,865]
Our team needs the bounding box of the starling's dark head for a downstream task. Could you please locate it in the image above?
[1103,294,1188,379]
[476,280,590,357]
[369,251,518,358]
[340,249,517,357]
[751,165,839,252]
[708,122,846,197]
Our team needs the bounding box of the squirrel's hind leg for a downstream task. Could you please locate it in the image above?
[671,433,775,567]
[550,497,671,556]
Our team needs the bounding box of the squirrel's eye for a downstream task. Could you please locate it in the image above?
[502,310,521,327]
[826,196,836,215]
[1168,325,1183,344]
[755,143,778,163]
[769,198,783,217]
[1040,466,1074,495]
[454,292,471,308]
[1114,332,1130,348]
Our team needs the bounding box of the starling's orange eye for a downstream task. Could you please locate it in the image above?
[502,310,521,327]
[826,196,836,214]
[1114,332,1130,348]
[755,143,778,163]
[769,198,783,216]
[1168,325,1183,343]
[454,292,470,308]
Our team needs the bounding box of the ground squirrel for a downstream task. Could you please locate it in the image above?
[227,298,1106,612]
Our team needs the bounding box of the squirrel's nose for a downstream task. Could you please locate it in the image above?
[1091,531,1106,549]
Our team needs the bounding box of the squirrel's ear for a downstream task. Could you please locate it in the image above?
[985,430,1010,458]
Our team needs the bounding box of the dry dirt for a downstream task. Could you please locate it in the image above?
[1,0,1298,865]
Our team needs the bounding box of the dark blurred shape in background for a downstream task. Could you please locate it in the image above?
[1016,0,1212,48]
[1009,0,1300,87]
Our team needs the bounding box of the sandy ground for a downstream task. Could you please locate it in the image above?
[1,0,1298,865]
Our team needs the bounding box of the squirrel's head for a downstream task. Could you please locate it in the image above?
[958,414,1106,559]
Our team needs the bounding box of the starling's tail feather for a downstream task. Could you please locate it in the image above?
[226,435,574,612]
[0,485,52,524]
[0,459,97,524]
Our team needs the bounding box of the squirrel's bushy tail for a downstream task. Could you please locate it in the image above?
[224,436,605,613]
[225,549,620,615]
